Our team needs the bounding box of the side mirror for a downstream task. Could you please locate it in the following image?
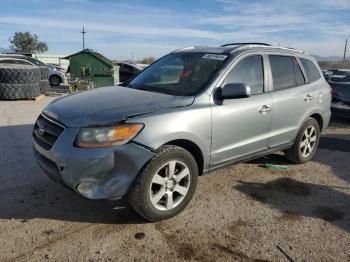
[220,83,251,99]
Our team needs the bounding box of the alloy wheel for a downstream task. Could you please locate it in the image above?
[300,126,317,157]
[149,160,191,211]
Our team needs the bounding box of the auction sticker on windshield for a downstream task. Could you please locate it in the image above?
[202,54,227,60]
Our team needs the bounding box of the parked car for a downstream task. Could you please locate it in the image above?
[324,69,350,82]
[0,54,66,86]
[330,74,350,117]
[33,43,331,221]
[116,62,142,82]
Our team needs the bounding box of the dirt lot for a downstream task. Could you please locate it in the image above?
[0,97,349,262]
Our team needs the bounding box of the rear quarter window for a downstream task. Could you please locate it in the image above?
[300,58,321,82]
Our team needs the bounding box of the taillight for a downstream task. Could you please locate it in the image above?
[329,85,333,94]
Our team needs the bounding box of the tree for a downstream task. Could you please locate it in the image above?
[138,57,156,64]
[9,32,48,54]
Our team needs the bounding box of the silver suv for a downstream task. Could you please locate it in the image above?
[33,43,331,221]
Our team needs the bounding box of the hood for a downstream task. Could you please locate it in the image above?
[44,86,194,127]
[332,83,350,102]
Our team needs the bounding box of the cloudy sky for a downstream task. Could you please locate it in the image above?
[0,0,349,60]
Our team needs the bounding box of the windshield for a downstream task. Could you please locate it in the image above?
[129,52,228,96]
[26,57,45,66]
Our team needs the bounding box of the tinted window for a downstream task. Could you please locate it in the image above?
[341,75,350,82]
[1,59,32,65]
[335,71,350,76]
[270,56,298,90]
[25,57,45,66]
[225,55,264,95]
[300,58,321,82]
[0,59,16,64]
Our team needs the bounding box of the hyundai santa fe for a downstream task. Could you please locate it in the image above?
[33,43,331,221]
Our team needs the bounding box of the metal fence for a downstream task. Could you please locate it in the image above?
[32,54,69,70]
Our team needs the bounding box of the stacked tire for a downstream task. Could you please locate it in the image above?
[38,66,50,94]
[0,64,44,100]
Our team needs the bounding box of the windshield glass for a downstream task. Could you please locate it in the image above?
[129,52,228,96]
[26,57,45,66]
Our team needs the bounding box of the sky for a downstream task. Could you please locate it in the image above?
[0,0,349,60]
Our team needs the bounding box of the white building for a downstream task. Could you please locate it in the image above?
[32,54,69,70]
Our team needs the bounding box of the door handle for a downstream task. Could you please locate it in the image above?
[304,94,313,101]
[259,105,272,114]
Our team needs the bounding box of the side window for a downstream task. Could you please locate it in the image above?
[293,58,305,86]
[0,59,16,64]
[341,75,350,82]
[225,55,264,95]
[270,55,299,91]
[300,58,321,82]
[16,60,31,65]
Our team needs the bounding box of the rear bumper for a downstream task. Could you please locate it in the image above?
[331,107,350,118]
[32,126,154,200]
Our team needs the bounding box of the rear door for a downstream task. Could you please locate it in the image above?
[210,54,273,167]
[267,55,317,147]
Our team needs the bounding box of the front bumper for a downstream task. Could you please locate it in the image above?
[33,123,154,200]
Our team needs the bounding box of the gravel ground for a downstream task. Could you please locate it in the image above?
[0,97,349,262]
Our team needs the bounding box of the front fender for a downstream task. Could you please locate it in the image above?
[127,105,212,171]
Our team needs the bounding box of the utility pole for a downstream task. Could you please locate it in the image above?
[81,26,87,50]
[344,39,348,61]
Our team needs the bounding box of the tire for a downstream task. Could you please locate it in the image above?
[39,80,50,93]
[0,64,41,84]
[49,75,61,86]
[129,145,198,221]
[0,82,40,100]
[38,66,50,80]
[285,118,320,164]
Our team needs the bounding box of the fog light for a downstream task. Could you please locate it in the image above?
[77,181,96,195]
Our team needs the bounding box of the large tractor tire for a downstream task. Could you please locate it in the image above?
[0,83,40,100]
[0,64,41,84]
[39,80,50,93]
[38,66,50,81]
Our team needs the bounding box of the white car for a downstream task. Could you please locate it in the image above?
[0,54,66,86]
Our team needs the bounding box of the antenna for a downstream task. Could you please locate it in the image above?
[81,26,87,49]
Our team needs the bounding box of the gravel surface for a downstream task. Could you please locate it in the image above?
[0,97,349,262]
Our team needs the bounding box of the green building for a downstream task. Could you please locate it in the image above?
[63,49,118,88]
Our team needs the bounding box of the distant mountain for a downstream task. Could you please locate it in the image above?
[314,55,350,61]
[0,47,12,54]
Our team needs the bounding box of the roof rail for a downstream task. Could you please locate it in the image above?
[221,42,271,47]
[229,44,305,54]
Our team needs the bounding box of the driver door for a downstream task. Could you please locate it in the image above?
[210,55,273,167]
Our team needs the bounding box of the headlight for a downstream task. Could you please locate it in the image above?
[75,123,144,148]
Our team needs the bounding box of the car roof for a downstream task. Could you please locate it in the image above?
[117,62,142,70]
[174,43,308,57]
[0,54,26,58]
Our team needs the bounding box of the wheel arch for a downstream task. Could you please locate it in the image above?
[164,139,205,176]
[309,113,323,131]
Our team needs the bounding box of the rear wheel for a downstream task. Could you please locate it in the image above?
[285,118,320,164]
[129,145,198,221]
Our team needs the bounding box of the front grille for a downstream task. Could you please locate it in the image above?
[33,114,64,150]
[33,148,64,184]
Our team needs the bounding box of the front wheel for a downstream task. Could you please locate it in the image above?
[129,145,198,221]
[49,75,61,86]
[285,118,320,164]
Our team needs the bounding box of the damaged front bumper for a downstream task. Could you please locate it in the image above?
[33,121,155,200]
